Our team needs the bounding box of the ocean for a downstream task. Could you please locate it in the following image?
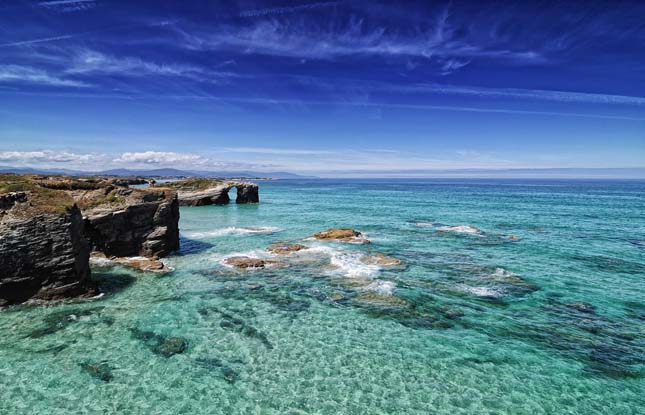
[1,179,643,414]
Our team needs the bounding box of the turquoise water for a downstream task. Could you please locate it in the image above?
[1,179,644,414]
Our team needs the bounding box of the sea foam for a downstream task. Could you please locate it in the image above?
[183,226,280,239]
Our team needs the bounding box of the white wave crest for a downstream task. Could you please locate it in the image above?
[183,226,280,239]
[364,280,396,295]
[458,285,503,298]
[436,225,482,235]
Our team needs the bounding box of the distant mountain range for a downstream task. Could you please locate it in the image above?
[2,166,644,179]
[0,166,316,179]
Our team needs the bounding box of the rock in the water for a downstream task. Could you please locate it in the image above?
[266,242,309,255]
[235,183,259,204]
[90,252,171,273]
[312,228,370,244]
[360,253,403,266]
[0,189,93,306]
[173,179,259,206]
[224,256,288,269]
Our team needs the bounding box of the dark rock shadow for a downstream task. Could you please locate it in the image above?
[92,272,136,296]
[177,237,214,256]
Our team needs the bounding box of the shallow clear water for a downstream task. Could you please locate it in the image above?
[1,179,644,414]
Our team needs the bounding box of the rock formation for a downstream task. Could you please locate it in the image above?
[224,256,288,269]
[266,242,309,255]
[0,174,180,306]
[360,253,403,266]
[312,228,371,244]
[172,179,259,206]
[80,187,180,258]
[0,185,93,306]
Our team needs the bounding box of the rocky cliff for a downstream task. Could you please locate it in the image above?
[0,184,92,306]
[0,174,180,306]
[80,187,180,258]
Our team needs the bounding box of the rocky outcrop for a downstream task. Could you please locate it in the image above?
[360,253,403,266]
[0,194,92,306]
[174,179,259,206]
[266,242,309,255]
[90,252,171,273]
[224,256,288,269]
[312,228,370,244]
[235,183,259,204]
[177,184,230,206]
[82,188,179,258]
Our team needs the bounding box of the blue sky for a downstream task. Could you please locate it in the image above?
[0,0,644,175]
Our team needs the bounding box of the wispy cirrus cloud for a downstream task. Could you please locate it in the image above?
[173,9,544,69]
[66,50,235,82]
[38,0,97,13]
[239,1,340,18]
[0,65,89,87]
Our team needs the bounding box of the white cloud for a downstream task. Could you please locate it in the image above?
[0,150,105,164]
[113,151,208,165]
[0,65,89,87]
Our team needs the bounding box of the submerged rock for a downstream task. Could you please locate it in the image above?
[355,292,408,307]
[311,228,370,244]
[130,328,188,357]
[360,253,403,266]
[224,256,288,269]
[195,357,240,384]
[266,242,309,255]
[566,301,596,314]
[220,313,273,349]
[80,361,113,383]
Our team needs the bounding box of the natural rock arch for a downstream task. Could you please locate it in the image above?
[177,182,259,206]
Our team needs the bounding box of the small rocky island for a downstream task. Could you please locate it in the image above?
[0,174,259,306]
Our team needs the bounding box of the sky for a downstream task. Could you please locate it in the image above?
[0,0,644,176]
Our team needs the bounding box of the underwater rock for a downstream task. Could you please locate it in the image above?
[311,228,370,244]
[80,361,113,383]
[130,328,188,357]
[355,291,408,307]
[224,256,288,269]
[220,313,273,349]
[25,306,104,338]
[360,253,403,266]
[566,301,596,314]
[195,357,240,384]
[266,242,309,255]
[507,235,522,241]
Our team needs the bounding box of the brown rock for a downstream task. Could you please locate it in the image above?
[312,228,370,244]
[224,256,288,269]
[266,242,309,255]
[360,253,403,266]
